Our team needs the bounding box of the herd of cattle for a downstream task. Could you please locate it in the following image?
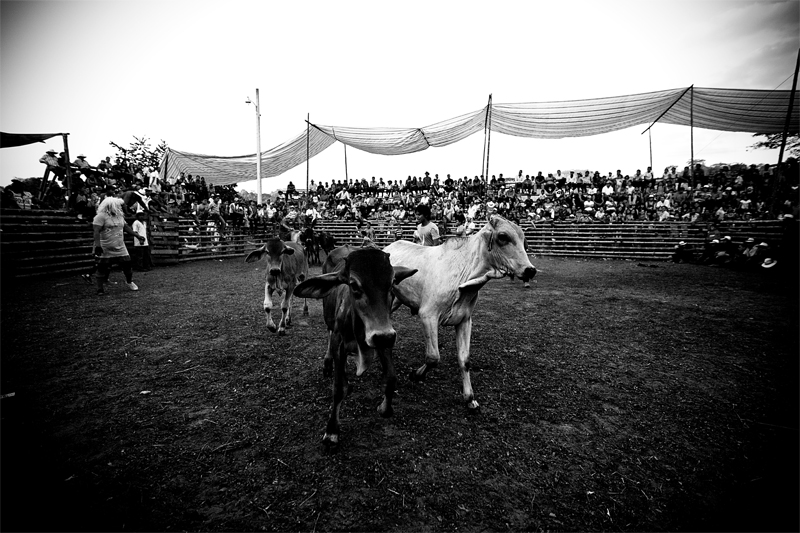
[244,216,537,450]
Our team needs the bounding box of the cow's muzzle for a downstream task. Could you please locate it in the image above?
[366,330,396,349]
[520,267,537,282]
[269,268,282,277]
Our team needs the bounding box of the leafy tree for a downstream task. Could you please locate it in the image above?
[749,132,800,158]
[109,135,168,172]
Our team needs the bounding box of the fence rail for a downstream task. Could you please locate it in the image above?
[0,209,786,277]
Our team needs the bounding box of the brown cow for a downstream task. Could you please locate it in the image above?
[294,247,416,449]
[245,238,308,335]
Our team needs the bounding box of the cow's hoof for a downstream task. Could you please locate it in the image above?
[302,309,309,317]
[524,283,531,289]
[466,399,480,412]
[322,433,339,453]
[346,383,355,397]
[377,402,393,418]
[408,369,426,382]
[267,324,277,333]
[409,362,436,382]
[277,329,286,336]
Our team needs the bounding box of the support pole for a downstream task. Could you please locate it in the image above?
[773,47,800,216]
[777,48,800,171]
[344,142,348,183]
[649,129,653,172]
[485,94,493,182]
[690,86,695,188]
[62,133,72,207]
[255,88,262,205]
[306,112,310,199]
[481,95,491,178]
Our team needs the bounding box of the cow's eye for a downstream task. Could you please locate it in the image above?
[497,232,510,245]
[350,282,363,298]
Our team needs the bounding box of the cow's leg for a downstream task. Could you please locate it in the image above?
[323,339,348,450]
[323,330,334,378]
[302,297,309,317]
[455,317,479,410]
[377,347,396,418]
[264,282,277,333]
[355,343,370,376]
[409,314,440,381]
[277,284,293,335]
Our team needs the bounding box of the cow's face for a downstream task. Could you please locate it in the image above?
[345,249,416,348]
[294,248,417,348]
[485,216,537,282]
[245,238,295,277]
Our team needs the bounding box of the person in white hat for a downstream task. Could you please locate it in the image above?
[39,148,65,182]
[742,241,770,270]
[672,240,693,264]
[73,153,101,184]
[761,258,778,269]
[733,237,756,268]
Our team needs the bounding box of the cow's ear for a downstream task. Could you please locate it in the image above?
[293,272,343,299]
[282,246,295,255]
[244,245,267,263]
[488,214,500,228]
[393,266,418,285]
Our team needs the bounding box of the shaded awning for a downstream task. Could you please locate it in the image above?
[1,132,63,149]
[161,86,799,185]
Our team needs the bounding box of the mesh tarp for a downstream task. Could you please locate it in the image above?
[161,127,335,186]
[161,86,798,185]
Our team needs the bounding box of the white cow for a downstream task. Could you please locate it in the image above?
[385,215,536,410]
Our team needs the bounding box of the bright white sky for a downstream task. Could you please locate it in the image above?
[1,0,798,194]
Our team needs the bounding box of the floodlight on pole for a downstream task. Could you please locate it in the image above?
[246,89,262,204]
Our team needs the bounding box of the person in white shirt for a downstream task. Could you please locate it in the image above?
[390,203,406,220]
[414,204,440,246]
[305,202,320,227]
[132,211,154,271]
[467,200,480,220]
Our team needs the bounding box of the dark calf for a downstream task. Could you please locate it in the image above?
[294,247,416,450]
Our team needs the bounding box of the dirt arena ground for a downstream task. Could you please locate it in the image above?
[1,255,797,532]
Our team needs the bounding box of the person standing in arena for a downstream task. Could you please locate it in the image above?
[131,211,154,271]
[414,204,440,246]
[92,196,144,294]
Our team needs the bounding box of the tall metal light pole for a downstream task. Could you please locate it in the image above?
[246,89,262,204]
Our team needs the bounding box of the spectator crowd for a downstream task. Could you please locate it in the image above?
[3,152,798,236]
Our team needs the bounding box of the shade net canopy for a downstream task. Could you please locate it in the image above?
[161,127,336,186]
[1,132,63,149]
[161,86,798,185]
